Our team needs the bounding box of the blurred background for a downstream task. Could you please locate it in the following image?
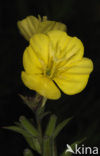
[0,0,100,155]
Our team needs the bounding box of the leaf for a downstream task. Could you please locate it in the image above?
[3,126,30,137]
[32,138,41,154]
[45,115,57,137]
[4,126,39,152]
[24,137,41,154]
[40,111,51,120]
[14,121,24,128]
[36,105,51,120]
[19,116,38,137]
[54,117,72,138]
[61,138,86,156]
[4,122,41,153]
[24,135,36,151]
[23,149,34,156]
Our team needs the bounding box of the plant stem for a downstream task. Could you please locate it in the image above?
[36,116,42,147]
[35,96,47,154]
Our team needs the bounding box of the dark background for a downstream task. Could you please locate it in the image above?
[0,0,100,155]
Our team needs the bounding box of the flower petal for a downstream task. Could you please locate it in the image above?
[21,72,61,99]
[38,21,67,33]
[23,46,42,74]
[47,31,84,63]
[47,30,70,51]
[17,16,39,41]
[63,37,84,65]
[54,58,93,95]
[30,34,49,65]
[52,22,67,31]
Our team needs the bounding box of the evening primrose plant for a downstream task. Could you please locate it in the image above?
[5,15,93,156]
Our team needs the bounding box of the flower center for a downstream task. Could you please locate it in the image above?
[46,69,51,76]
[45,60,59,79]
[43,43,71,79]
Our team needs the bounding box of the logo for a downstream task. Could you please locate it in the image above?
[65,144,98,155]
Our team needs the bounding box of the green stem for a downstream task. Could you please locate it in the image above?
[35,96,47,154]
[35,112,42,153]
[53,141,58,156]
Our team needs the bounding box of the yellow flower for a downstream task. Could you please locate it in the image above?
[17,15,67,41]
[21,30,93,100]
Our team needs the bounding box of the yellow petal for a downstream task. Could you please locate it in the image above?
[23,46,42,74]
[47,30,70,51]
[21,72,61,99]
[47,31,84,63]
[65,58,93,74]
[63,37,84,65]
[38,21,67,33]
[30,34,49,65]
[38,21,56,33]
[54,58,93,95]
[17,16,39,41]
[52,22,67,31]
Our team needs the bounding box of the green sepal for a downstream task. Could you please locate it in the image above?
[19,94,35,111]
[19,93,42,111]
[23,148,34,156]
[61,138,86,156]
[45,114,57,137]
[54,117,72,138]
[19,116,39,137]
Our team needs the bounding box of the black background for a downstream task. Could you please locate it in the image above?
[0,0,100,156]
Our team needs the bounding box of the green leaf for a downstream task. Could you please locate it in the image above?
[19,116,38,137]
[14,122,23,127]
[40,111,51,120]
[36,105,51,120]
[4,126,39,152]
[24,135,36,151]
[61,138,86,156]
[32,138,41,154]
[54,117,72,138]
[24,137,41,154]
[45,115,57,137]
[3,126,30,137]
[4,121,41,154]
[23,149,34,156]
